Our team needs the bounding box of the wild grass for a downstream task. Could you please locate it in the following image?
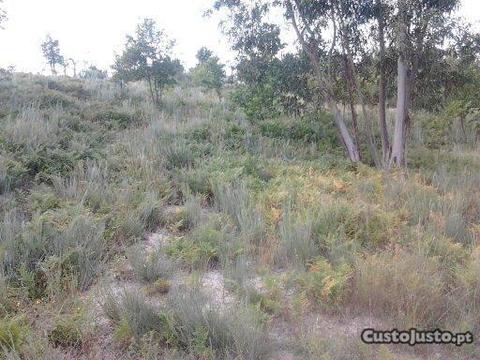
[102,287,270,359]
[127,246,173,283]
[1,74,479,359]
[212,182,266,247]
[353,250,446,328]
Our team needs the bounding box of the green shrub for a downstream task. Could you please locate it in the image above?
[277,203,316,266]
[164,140,197,170]
[166,224,228,269]
[103,291,172,342]
[260,121,287,139]
[295,257,352,309]
[230,84,281,121]
[113,319,134,349]
[2,209,106,293]
[145,278,171,296]
[48,316,83,349]
[213,182,265,246]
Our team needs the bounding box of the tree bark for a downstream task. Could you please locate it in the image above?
[288,0,361,163]
[377,0,390,163]
[330,101,361,162]
[343,55,361,155]
[336,0,379,165]
[390,57,408,167]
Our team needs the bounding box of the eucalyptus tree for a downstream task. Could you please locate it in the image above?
[215,0,462,167]
[390,0,459,166]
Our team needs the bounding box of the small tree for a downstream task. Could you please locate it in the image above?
[41,35,64,76]
[191,47,226,96]
[113,18,183,106]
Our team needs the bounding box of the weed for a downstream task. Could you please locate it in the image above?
[127,246,172,283]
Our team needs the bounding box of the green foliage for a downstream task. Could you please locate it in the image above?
[41,35,64,75]
[80,65,107,80]
[354,250,446,327]
[167,288,270,359]
[145,278,171,296]
[0,316,26,351]
[103,291,172,343]
[166,224,228,269]
[113,18,183,105]
[213,182,265,246]
[1,208,106,293]
[231,83,281,121]
[191,48,225,94]
[296,258,352,308]
[48,316,83,348]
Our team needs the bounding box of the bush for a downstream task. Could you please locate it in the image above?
[167,288,270,359]
[2,209,106,293]
[166,223,229,269]
[213,182,265,247]
[277,203,316,266]
[295,258,352,309]
[354,250,446,327]
[48,317,83,349]
[145,278,171,296]
[102,291,172,342]
[127,246,172,283]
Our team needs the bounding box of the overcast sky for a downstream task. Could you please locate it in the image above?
[0,0,479,75]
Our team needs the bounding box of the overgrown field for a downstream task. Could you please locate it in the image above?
[0,73,479,359]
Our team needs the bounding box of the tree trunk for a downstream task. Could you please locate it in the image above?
[330,101,361,162]
[390,57,409,167]
[147,78,155,105]
[70,59,77,78]
[288,0,361,163]
[377,0,390,163]
[343,56,361,154]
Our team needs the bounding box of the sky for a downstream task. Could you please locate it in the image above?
[0,0,479,75]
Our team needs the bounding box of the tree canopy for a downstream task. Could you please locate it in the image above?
[112,18,183,105]
[41,35,64,76]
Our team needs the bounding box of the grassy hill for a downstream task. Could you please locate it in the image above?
[0,73,479,359]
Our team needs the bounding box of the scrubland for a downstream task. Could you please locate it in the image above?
[0,72,479,359]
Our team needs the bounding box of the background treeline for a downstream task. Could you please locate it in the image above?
[24,0,480,170]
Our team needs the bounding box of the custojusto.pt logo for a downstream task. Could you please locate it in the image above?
[361,328,473,347]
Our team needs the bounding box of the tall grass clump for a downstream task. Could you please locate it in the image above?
[213,182,265,247]
[167,288,270,359]
[102,290,170,342]
[127,246,172,283]
[2,105,60,151]
[1,208,106,294]
[102,287,271,359]
[353,250,446,327]
[277,202,316,266]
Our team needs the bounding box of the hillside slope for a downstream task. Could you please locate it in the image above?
[0,73,479,359]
